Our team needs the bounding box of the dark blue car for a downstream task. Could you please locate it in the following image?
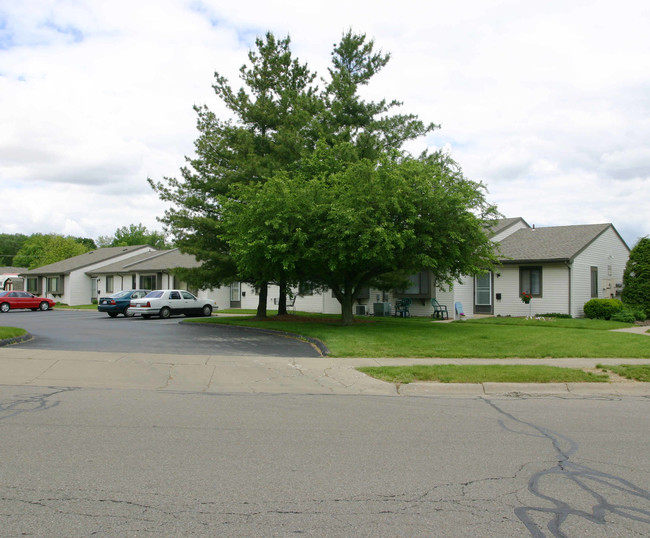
[97,290,149,318]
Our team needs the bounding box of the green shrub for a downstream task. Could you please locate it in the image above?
[611,310,636,323]
[583,298,624,320]
[614,306,646,322]
[622,237,650,318]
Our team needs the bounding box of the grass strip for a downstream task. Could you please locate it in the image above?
[191,315,650,358]
[597,364,650,382]
[0,327,28,340]
[357,364,610,384]
[55,303,97,310]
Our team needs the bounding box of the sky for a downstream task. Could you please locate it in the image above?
[1,0,649,248]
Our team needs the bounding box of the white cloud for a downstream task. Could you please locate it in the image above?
[0,0,649,247]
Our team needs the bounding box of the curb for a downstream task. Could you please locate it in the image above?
[0,332,33,347]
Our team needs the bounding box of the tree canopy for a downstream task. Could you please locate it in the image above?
[150,32,320,316]
[97,223,168,250]
[13,234,94,269]
[151,30,499,324]
[0,233,29,267]
[621,237,650,317]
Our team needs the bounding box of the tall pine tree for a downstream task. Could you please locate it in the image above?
[150,33,319,317]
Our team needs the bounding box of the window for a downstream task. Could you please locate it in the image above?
[182,291,196,300]
[298,281,315,296]
[591,267,598,298]
[47,276,62,294]
[520,266,542,297]
[398,271,431,298]
[132,275,137,289]
[26,277,39,293]
[170,291,181,300]
[140,275,156,290]
[106,275,114,293]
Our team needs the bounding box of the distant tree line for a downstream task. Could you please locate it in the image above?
[0,224,168,270]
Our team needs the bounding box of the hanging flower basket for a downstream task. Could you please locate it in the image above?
[520,292,532,304]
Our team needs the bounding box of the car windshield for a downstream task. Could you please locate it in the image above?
[111,291,131,298]
[144,291,164,298]
[0,291,9,297]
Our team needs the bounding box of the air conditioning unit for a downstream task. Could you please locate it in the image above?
[373,302,392,317]
[355,304,368,316]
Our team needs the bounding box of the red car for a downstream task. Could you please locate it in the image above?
[0,291,56,312]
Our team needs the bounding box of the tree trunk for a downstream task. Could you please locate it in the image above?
[256,282,268,318]
[277,278,288,316]
[340,293,354,326]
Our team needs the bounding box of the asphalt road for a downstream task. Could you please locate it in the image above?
[1,309,321,357]
[1,386,649,537]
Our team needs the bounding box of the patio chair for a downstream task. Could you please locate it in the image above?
[431,298,449,320]
[394,298,412,317]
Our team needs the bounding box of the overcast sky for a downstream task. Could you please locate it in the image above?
[1,0,649,247]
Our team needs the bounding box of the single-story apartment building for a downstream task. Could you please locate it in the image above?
[19,217,630,317]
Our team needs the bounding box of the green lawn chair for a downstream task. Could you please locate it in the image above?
[394,298,412,317]
[431,298,449,320]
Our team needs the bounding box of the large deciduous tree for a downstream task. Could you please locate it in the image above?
[149,32,319,317]
[221,145,499,324]
[621,237,650,317]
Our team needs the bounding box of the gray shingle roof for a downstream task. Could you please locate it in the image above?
[21,245,151,275]
[489,217,529,237]
[496,223,616,263]
[87,248,201,274]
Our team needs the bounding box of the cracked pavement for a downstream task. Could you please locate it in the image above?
[1,386,649,536]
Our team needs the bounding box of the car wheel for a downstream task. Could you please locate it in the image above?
[0,302,10,313]
[108,312,118,318]
[39,302,50,311]
[159,307,171,319]
[124,307,135,317]
[142,314,151,319]
[202,305,212,317]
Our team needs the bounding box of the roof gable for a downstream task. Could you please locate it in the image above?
[21,245,152,275]
[489,217,530,238]
[87,248,201,274]
[497,223,622,263]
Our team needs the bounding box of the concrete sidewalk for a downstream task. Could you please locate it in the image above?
[0,347,649,397]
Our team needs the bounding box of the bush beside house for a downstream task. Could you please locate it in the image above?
[621,237,650,318]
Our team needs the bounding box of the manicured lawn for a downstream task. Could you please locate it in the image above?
[597,364,650,382]
[55,303,97,309]
[358,364,610,384]
[191,314,650,358]
[0,326,28,340]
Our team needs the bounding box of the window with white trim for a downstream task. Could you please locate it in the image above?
[520,266,542,297]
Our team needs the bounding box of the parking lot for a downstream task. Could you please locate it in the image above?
[1,309,321,357]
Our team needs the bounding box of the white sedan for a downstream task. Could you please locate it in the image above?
[130,290,218,319]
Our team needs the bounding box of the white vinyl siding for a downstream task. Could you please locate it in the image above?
[494,264,569,317]
[571,227,629,317]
